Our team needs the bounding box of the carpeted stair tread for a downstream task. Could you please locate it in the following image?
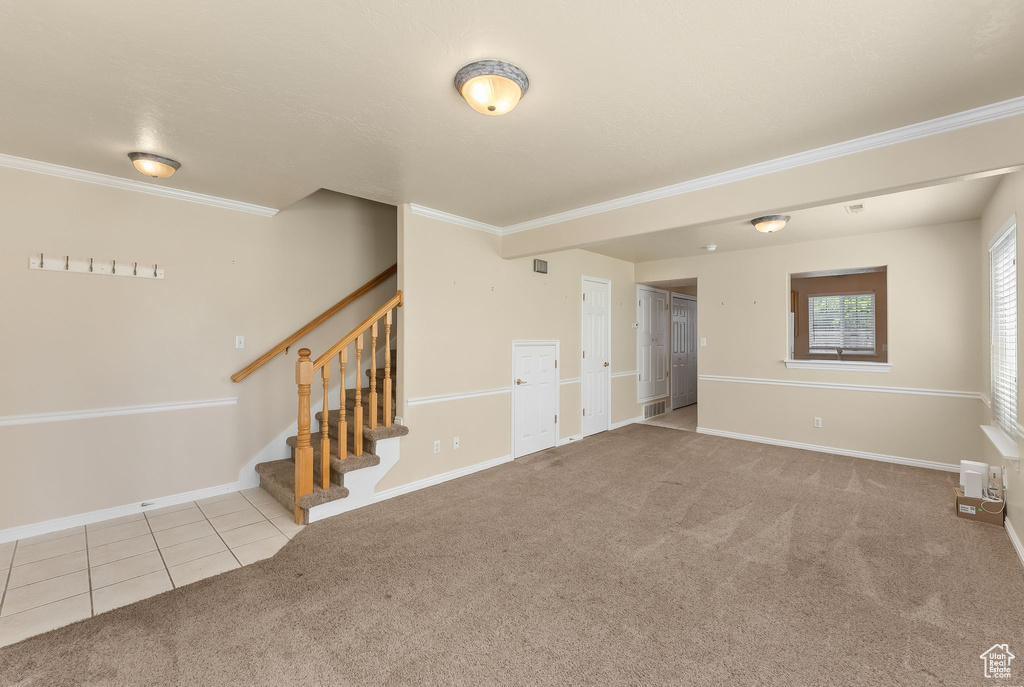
[286,433,382,476]
[254,459,349,522]
[316,410,409,444]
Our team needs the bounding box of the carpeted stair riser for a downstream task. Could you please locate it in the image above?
[254,459,350,524]
[316,409,408,455]
[285,433,382,487]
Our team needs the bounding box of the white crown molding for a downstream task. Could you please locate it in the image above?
[695,427,959,473]
[409,203,503,235]
[0,152,279,217]
[0,480,241,545]
[501,95,1024,234]
[699,374,983,400]
[0,397,237,427]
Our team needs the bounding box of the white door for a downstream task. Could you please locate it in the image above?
[513,343,558,458]
[671,294,698,410]
[638,286,669,401]
[581,277,611,437]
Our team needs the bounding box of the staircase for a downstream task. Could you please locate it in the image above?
[231,265,407,525]
[256,354,408,523]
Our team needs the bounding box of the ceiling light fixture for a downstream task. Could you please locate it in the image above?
[128,152,180,179]
[703,244,717,251]
[454,60,529,116]
[751,214,790,233]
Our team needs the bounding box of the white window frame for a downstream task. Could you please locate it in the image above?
[807,291,877,355]
[989,217,1017,442]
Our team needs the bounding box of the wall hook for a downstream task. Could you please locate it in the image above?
[153,264,158,277]
[133,262,137,276]
[89,258,94,273]
[39,252,43,268]
[64,255,69,270]
[112,259,116,275]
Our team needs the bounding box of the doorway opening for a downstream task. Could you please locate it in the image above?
[638,279,698,432]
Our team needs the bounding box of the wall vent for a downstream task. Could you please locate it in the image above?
[643,400,666,419]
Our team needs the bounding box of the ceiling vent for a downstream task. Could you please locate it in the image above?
[845,202,866,214]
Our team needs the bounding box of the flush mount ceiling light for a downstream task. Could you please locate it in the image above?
[751,214,791,233]
[454,60,529,116]
[128,152,180,179]
[703,244,718,251]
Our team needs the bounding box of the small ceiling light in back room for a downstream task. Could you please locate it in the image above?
[128,152,180,179]
[454,60,529,115]
[751,214,790,233]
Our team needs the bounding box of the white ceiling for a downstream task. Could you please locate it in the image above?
[587,174,1003,263]
[1,1,1023,225]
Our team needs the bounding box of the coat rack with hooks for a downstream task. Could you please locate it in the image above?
[28,253,164,279]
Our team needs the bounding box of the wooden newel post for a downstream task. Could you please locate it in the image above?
[369,321,378,429]
[384,310,392,427]
[294,348,314,524]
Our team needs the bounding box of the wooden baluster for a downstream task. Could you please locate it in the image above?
[320,364,331,490]
[294,349,314,524]
[369,321,378,429]
[354,333,364,456]
[384,310,392,427]
[337,348,348,460]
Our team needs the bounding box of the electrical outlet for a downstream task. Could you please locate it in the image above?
[700,338,707,347]
[453,436,460,449]
[813,417,822,428]
[433,440,440,454]
[235,335,245,349]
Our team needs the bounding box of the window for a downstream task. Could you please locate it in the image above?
[789,267,886,363]
[808,293,876,354]
[991,222,1017,438]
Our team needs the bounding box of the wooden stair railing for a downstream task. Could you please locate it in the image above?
[230,264,397,383]
[292,290,403,523]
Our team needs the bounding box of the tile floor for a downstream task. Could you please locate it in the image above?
[642,403,698,432]
[0,487,301,647]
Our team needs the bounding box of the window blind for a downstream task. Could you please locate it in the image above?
[807,293,875,353]
[991,224,1017,438]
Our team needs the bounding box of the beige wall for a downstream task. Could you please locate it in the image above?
[0,168,396,529]
[385,206,642,489]
[635,220,985,466]
[979,171,1024,532]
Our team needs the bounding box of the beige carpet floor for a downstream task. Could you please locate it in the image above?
[2,425,1023,686]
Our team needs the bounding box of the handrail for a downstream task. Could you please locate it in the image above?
[231,264,397,382]
[313,291,403,370]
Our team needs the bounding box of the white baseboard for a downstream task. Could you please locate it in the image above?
[610,416,642,430]
[373,454,514,502]
[695,427,959,473]
[0,480,241,545]
[1007,518,1024,572]
[557,434,583,446]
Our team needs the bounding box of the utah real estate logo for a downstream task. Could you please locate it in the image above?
[980,644,1015,679]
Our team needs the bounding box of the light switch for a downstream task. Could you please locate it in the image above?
[699,337,707,347]
[235,336,245,349]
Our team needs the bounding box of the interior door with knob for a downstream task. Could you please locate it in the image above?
[512,342,558,459]
[638,286,669,401]
[581,277,611,437]
[671,294,698,410]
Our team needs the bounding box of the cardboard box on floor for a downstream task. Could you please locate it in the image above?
[954,487,1004,526]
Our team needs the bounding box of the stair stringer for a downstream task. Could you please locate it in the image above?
[305,435,401,523]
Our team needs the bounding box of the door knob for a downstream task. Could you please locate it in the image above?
[516,378,525,385]
[603,362,609,367]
